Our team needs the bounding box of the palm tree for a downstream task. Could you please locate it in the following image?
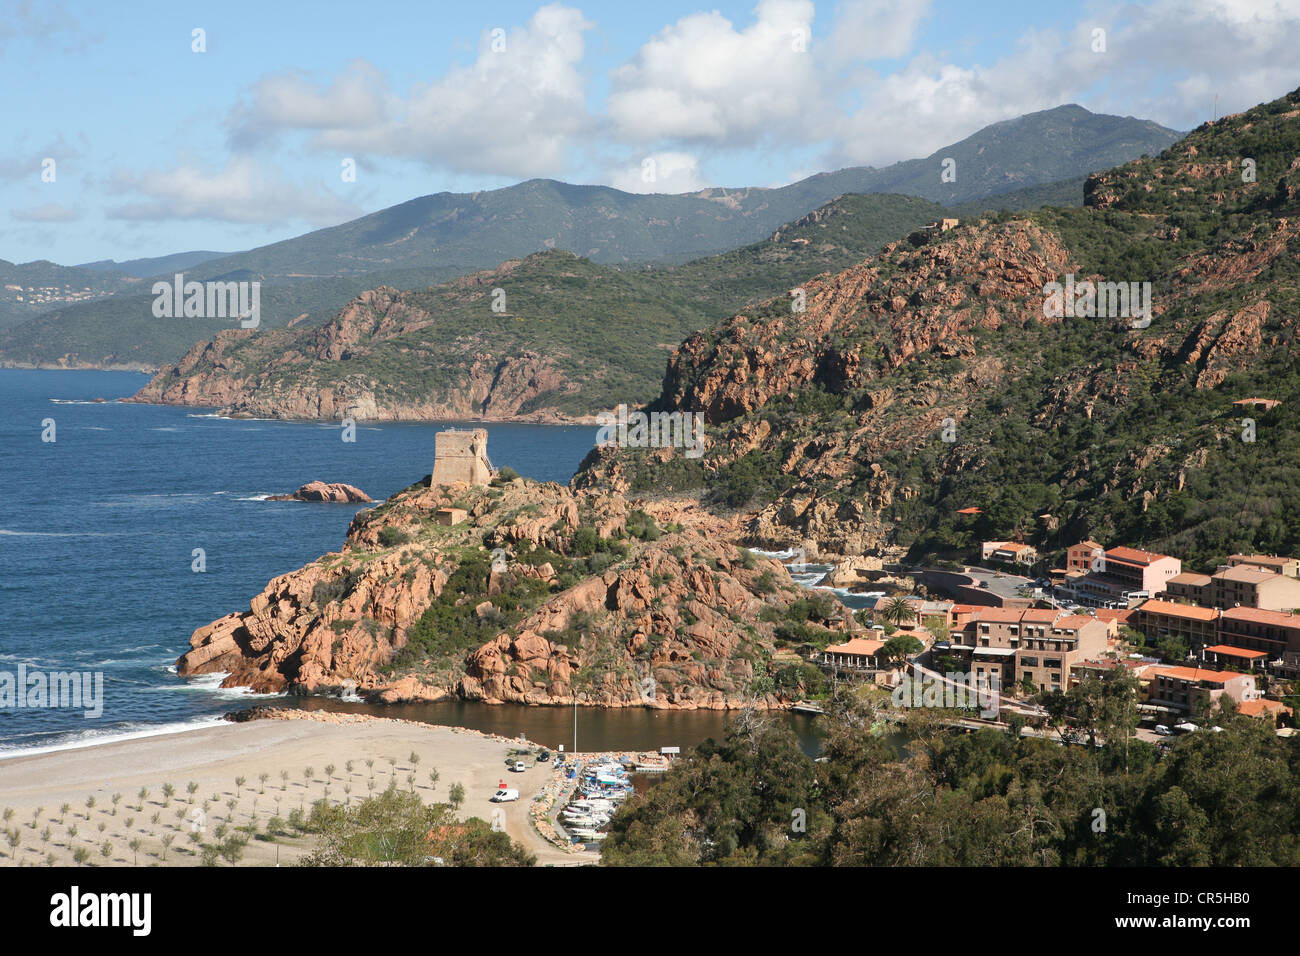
[877,596,916,628]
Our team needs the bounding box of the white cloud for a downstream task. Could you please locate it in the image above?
[228,60,394,150]
[607,0,823,145]
[608,152,708,193]
[227,4,594,179]
[105,156,361,226]
[825,1,1300,169]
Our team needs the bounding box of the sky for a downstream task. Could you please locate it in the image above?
[4,0,1300,265]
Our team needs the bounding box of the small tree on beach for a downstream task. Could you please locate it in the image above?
[129,838,141,865]
[448,783,465,810]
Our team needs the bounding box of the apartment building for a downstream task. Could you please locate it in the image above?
[1146,665,1260,715]
[1210,565,1300,612]
[1159,572,1213,605]
[1130,600,1220,648]
[1064,544,1182,606]
[1227,554,1300,578]
[1216,607,1300,656]
[947,607,1108,691]
[1016,613,1110,693]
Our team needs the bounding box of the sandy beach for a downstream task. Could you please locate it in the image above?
[0,715,591,867]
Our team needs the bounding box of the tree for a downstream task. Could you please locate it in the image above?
[300,790,533,867]
[881,633,923,665]
[448,783,465,810]
[877,597,916,628]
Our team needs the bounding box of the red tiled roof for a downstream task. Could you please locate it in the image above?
[1239,699,1291,717]
[1213,566,1277,583]
[1148,665,1244,685]
[1094,608,1135,624]
[1203,645,1267,659]
[1106,545,1177,566]
[1166,572,1213,586]
[1054,614,1100,629]
[1221,606,1300,627]
[1019,608,1060,623]
[956,507,982,515]
[825,638,885,655]
[1135,599,1219,622]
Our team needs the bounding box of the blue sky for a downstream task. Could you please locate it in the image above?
[4,0,1299,265]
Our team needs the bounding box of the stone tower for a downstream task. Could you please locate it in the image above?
[432,428,494,486]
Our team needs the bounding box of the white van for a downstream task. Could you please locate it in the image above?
[491,788,519,802]
[1154,724,1172,736]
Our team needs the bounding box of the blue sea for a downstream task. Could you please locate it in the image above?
[0,369,601,755]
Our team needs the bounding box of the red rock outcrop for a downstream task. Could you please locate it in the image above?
[268,481,374,503]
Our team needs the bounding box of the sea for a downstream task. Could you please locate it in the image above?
[0,370,823,758]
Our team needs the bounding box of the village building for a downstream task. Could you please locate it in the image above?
[1061,544,1181,607]
[1200,644,1268,672]
[1145,665,1261,715]
[1226,553,1300,578]
[1209,564,1300,611]
[1215,606,1300,657]
[1158,572,1213,605]
[821,637,887,675]
[981,541,1038,566]
[1130,599,1220,648]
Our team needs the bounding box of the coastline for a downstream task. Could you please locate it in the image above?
[0,710,585,866]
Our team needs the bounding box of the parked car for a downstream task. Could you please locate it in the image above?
[1154,724,1172,736]
[538,750,551,762]
[491,788,519,802]
[510,760,526,772]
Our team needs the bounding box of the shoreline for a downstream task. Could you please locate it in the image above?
[0,710,588,867]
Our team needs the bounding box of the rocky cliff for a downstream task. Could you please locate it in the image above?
[581,86,1300,570]
[178,475,832,708]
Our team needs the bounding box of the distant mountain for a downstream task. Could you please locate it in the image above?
[158,106,1180,281]
[76,251,235,279]
[0,104,1179,368]
[126,193,949,418]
